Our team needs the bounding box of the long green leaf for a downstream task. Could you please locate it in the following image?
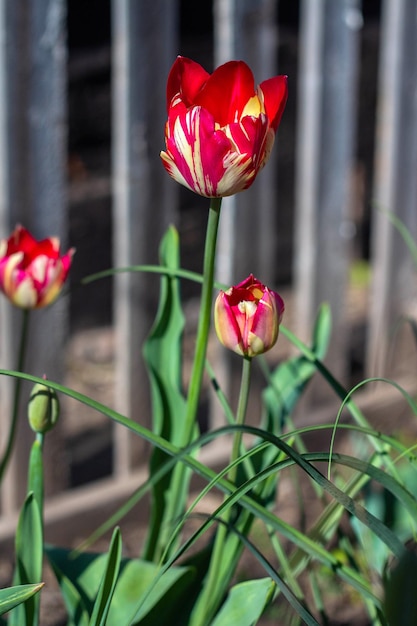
[0,584,44,617]
[0,371,399,609]
[10,492,43,626]
[212,526,320,626]
[142,226,187,444]
[158,438,410,614]
[249,303,331,509]
[45,549,90,626]
[88,527,122,626]
[141,226,187,561]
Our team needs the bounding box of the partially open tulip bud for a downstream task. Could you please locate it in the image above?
[0,225,74,309]
[214,274,284,357]
[161,56,288,197]
[28,383,60,434]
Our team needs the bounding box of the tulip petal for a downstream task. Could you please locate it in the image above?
[12,276,38,309]
[0,252,24,298]
[214,152,255,197]
[225,115,270,169]
[258,75,288,131]
[194,61,257,127]
[166,56,210,110]
[214,292,245,356]
[161,106,235,197]
[250,295,279,352]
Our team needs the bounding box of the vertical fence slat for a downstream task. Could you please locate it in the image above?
[0,0,15,515]
[0,0,68,512]
[216,0,280,288]
[366,0,417,377]
[214,0,280,289]
[212,0,280,426]
[293,0,362,389]
[112,0,178,474]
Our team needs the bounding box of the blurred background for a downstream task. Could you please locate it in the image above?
[0,0,416,543]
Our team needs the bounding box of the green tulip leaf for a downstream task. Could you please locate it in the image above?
[15,493,43,583]
[0,583,44,617]
[46,542,198,626]
[141,225,188,560]
[211,578,274,626]
[88,527,122,626]
[10,491,43,626]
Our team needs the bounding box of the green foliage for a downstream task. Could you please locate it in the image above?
[0,584,44,617]
[211,578,274,626]
[27,440,44,518]
[258,303,331,484]
[262,301,331,434]
[384,549,417,626]
[10,492,43,626]
[45,536,205,626]
[141,225,188,561]
[88,528,122,626]
[2,217,417,626]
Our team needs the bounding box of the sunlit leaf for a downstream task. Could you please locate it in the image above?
[211,578,274,626]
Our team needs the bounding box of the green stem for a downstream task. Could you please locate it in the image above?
[155,197,222,562]
[228,357,252,483]
[183,197,222,441]
[191,356,253,626]
[28,433,45,514]
[0,309,30,482]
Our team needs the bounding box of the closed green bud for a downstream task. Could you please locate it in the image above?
[28,383,59,433]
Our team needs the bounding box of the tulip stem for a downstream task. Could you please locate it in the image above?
[154,197,222,562]
[191,356,253,626]
[183,196,222,441]
[0,308,30,483]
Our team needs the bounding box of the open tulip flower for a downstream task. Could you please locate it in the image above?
[161,56,288,197]
[0,225,74,309]
[214,274,284,357]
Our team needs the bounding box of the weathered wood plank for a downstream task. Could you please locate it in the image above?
[366,0,417,377]
[293,0,362,390]
[0,0,68,513]
[111,0,178,473]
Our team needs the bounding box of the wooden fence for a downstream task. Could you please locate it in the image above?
[0,0,416,539]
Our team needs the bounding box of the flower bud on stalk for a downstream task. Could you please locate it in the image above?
[28,382,60,434]
[214,274,284,357]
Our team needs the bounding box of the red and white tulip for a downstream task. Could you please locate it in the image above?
[161,56,288,198]
[0,225,74,309]
[214,274,284,357]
